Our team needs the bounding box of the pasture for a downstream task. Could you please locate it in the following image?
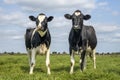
[0,54,120,80]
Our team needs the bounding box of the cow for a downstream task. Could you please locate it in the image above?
[64,10,97,74]
[25,13,54,74]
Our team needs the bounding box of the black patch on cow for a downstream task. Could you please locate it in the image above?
[25,28,35,49]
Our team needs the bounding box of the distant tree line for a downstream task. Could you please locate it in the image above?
[0,51,120,55]
[0,52,26,55]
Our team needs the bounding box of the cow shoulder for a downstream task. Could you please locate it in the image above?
[25,28,35,49]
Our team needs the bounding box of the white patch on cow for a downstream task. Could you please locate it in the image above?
[74,25,78,28]
[70,50,75,74]
[39,43,47,54]
[37,29,47,37]
[38,15,45,27]
[86,40,92,53]
[31,28,38,40]
[86,46,92,53]
[75,12,81,16]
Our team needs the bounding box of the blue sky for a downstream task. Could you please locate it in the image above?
[0,0,120,53]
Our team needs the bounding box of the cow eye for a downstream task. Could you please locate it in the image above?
[44,18,47,22]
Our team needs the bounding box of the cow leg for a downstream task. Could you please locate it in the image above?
[46,48,51,75]
[79,48,82,67]
[80,40,87,71]
[92,49,96,69]
[29,48,36,74]
[70,49,75,74]
[80,50,86,71]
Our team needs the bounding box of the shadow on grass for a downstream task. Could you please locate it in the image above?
[108,68,120,75]
[51,65,80,73]
[20,66,45,74]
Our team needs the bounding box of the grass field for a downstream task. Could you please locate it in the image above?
[0,54,120,80]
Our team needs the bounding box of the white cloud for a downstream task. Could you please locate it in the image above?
[0,29,24,40]
[112,11,119,16]
[114,33,120,38]
[98,2,108,6]
[12,35,23,40]
[0,7,3,12]
[1,13,22,21]
[97,33,120,43]
[4,0,96,12]
[51,17,70,28]
[0,11,34,28]
[95,24,120,33]
[4,0,16,4]
[0,12,25,25]
[92,23,120,43]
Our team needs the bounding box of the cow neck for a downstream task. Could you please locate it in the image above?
[37,29,47,37]
[31,27,47,40]
[73,28,81,35]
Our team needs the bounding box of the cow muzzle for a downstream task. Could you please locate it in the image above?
[73,25,80,29]
[37,26,44,31]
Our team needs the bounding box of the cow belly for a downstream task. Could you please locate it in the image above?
[38,43,48,54]
[86,46,92,53]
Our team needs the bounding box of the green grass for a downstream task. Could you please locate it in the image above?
[0,54,120,80]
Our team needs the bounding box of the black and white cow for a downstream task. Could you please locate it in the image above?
[64,10,97,74]
[25,13,53,74]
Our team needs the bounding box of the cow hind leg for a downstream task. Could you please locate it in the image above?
[70,50,75,74]
[46,48,51,75]
[92,49,96,69]
[80,50,86,71]
[29,48,36,74]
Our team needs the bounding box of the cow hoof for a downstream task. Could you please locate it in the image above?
[29,72,33,74]
[94,67,96,69]
[80,70,83,72]
[47,72,51,75]
[70,72,73,74]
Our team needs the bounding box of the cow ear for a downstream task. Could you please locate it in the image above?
[47,16,54,22]
[29,16,36,21]
[64,14,72,19]
[83,14,91,20]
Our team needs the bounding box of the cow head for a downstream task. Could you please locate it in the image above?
[29,13,54,31]
[64,10,91,29]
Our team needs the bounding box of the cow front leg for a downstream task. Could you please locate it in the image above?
[46,48,51,75]
[27,49,32,67]
[29,48,36,74]
[70,49,75,74]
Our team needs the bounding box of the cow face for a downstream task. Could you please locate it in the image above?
[64,10,91,29]
[29,13,54,31]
